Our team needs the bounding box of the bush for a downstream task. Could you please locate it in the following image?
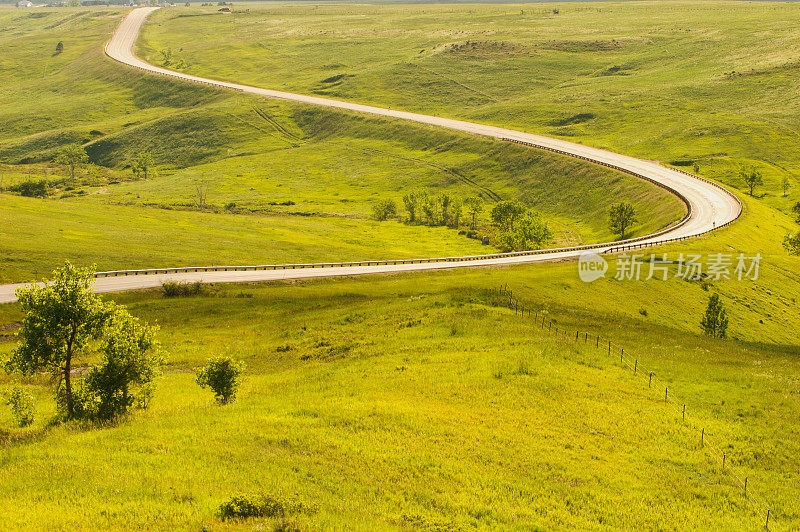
[218,494,309,521]
[13,180,48,198]
[196,356,244,404]
[6,386,34,427]
[161,281,203,298]
[80,310,161,421]
[372,199,397,221]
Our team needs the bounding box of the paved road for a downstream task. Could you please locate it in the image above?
[0,7,741,304]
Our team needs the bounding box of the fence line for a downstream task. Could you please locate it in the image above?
[487,285,775,530]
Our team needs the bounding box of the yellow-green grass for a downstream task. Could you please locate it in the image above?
[143,1,800,216]
[0,8,685,282]
[1,263,798,529]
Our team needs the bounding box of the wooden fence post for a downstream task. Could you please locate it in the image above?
[649,372,653,388]
[634,360,637,374]
[665,386,668,403]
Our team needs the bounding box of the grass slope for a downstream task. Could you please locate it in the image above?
[0,267,797,529]
[0,7,685,282]
[144,1,800,215]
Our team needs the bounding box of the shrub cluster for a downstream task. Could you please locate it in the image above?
[218,494,308,521]
[161,281,203,298]
[11,180,48,198]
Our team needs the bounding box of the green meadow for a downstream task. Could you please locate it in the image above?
[0,7,683,283]
[1,262,798,530]
[0,2,799,530]
[143,1,800,214]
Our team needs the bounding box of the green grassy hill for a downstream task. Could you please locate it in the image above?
[1,3,799,530]
[0,7,685,282]
[0,264,797,529]
[143,1,800,215]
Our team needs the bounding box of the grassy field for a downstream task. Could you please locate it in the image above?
[143,1,800,215]
[1,263,798,529]
[0,7,685,283]
[1,2,800,530]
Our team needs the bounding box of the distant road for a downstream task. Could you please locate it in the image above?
[0,7,741,303]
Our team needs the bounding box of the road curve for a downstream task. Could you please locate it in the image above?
[0,7,741,304]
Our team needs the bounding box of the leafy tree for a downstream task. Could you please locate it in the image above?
[54,41,63,55]
[692,162,700,174]
[7,262,109,419]
[449,197,463,229]
[701,294,728,338]
[792,202,800,223]
[372,199,397,221]
[514,212,552,250]
[740,166,763,196]
[782,177,790,197]
[490,200,526,230]
[82,308,160,420]
[53,144,88,180]
[608,202,637,239]
[437,193,452,227]
[497,212,552,252]
[130,151,154,180]
[196,356,244,404]
[784,232,800,255]
[465,196,483,230]
[420,194,437,226]
[7,262,159,421]
[402,190,427,223]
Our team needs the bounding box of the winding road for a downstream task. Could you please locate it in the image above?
[0,7,741,303]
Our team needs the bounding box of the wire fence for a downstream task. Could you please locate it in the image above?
[486,284,775,530]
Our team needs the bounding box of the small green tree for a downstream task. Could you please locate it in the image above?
[741,166,763,196]
[372,199,397,221]
[402,190,427,223]
[782,177,790,197]
[130,151,154,180]
[449,197,463,229]
[8,262,109,419]
[692,162,700,174]
[701,293,728,338]
[54,41,63,55]
[490,200,526,230]
[608,202,637,239]
[196,356,244,404]
[514,212,552,250]
[465,196,483,230]
[53,145,88,180]
[6,386,34,427]
[792,202,800,223]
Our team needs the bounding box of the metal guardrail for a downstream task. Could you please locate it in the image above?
[93,141,740,279]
